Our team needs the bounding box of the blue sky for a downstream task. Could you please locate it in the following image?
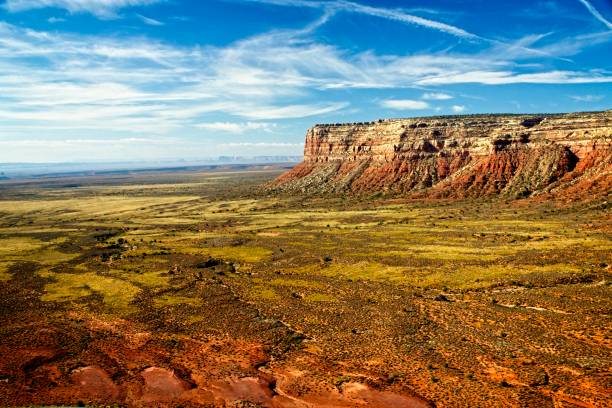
[0,0,610,162]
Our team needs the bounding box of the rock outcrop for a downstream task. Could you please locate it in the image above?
[270,111,612,199]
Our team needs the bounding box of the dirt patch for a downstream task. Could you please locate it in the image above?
[140,367,192,402]
[70,366,121,401]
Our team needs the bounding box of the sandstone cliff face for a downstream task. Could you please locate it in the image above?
[271,111,612,199]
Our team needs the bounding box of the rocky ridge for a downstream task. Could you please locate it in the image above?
[270,111,612,199]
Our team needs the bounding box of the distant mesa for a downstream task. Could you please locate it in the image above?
[269,111,612,200]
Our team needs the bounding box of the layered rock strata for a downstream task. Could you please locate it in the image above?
[270,111,612,198]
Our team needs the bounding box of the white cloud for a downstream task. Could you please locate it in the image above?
[0,8,610,161]
[3,0,162,19]
[0,137,170,147]
[571,94,605,102]
[577,0,612,29]
[47,16,66,23]
[527,31,612,60]
[416,70,612,85]
[422,92,453,100]
[242,0,481,40]
[246,0,610,63]
[381,99,430,110]
[451,105,466,113]
[0,22,353,137]
[195,121,276,133]
[0,137,202,163]
[137,14,164,26]
[231,103,350,119]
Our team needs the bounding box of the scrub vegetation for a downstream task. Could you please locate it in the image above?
[0,168,609,407]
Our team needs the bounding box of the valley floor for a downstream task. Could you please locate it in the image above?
[0,169,610,407]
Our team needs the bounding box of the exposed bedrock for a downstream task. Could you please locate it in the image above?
[270,111,612,198]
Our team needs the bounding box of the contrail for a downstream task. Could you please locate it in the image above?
[234,0,586,62]
[337,0,481,41]
[238,0,482,41]
[577,0,612,29]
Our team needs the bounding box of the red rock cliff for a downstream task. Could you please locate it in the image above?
[270,111,612,198]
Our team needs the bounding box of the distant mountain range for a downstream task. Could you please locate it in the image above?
[0,156,302,179]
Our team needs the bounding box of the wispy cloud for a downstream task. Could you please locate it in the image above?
[577,0,612,29]
[0,137,168,147]
[47,16,66,23]
[529,31,612,59]
[240,0,482,40]
[195,121,276,133]
[571,94,605,102]
[137,13,164,26]
[0,136,205,163]
[231,103,350,119]
[416,70,612,85]
[422,92,453,100]
[0,21,353,137]
[381,100,430,110]
[0,0,611,160]
[451,105,466,113]
[247,0,600,63]
[3,0,162,19]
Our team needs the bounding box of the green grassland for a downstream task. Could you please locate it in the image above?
[0,168,609,318]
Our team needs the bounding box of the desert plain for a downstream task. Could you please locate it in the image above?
[0,165,610,407]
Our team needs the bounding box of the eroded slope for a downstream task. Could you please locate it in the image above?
[271,111,612,199]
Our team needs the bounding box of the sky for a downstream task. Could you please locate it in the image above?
[0,0,610,163]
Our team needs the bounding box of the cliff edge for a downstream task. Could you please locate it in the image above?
[270,111,612,199]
